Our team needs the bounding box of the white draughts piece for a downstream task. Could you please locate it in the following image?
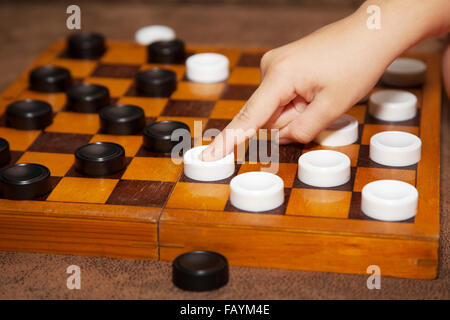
[381,57,427,87]
[368,89,417,121]
[298,150,351,187]
[362,180,418,221]
[135,25,176,45]
[230,171,284,212]
[186,53,229,83]
[314,114,358,147]
[370,131,422,167]
[183,145,235,181]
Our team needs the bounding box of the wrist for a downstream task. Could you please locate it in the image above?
[343,0,446,66]
[355,0,449,43]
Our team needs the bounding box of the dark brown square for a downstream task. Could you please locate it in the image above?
[145,117,157,126]
[91,63,141,78]
[237,53,265,67]
[0,151,24,169]
[161,100,215,117]
[203,118,231,133]
[376,81,423,90]
[135,145,183,158]
[0,113,7,127]
[246,140,303,164]
[221,85,258,100]
[357,144,418,170]
[106,180,175,207]
[63,97,119,113]
[278,142,304,163]
[292,167,356,192]
[28,132,93,154]
[348,192,415,223]
[356,124,364,144]
[124,82,139,97]
[71,78,85,87]
[66,157,132,179]
[223,188,291,215]
[35,176,62,201]
[58,49,103,61]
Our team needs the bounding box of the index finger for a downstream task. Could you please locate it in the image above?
[202,74,294,161]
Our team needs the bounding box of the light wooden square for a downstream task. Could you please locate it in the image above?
[47,177,119,203]
[17,152,73,176]
[84,77,133,97]
[116,97,167,117]
[286,189,352,218]
[171,82,225,101]
[228,67,260,85]
[46,112,99,134]
[354,167,416,192]
[361,124,419,145]
[166,182,229,210]
[0,127,41,151]
[123,157,182,182]
[89,134,143,157]
[210,100,245,119]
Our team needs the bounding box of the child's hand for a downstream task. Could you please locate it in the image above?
[202,0,450,162]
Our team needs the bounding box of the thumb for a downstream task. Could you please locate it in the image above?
[279,93,341,143]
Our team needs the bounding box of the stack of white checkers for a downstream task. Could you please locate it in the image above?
[179,56,425,222]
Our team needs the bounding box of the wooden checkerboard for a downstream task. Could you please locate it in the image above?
[0,40,441,279]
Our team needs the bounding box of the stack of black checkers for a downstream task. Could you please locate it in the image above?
[66,83,110,113]
[6,99,53,130]
[0,163,52,200]
[67,32,106,59]
[148,39,185,64]
[99,104,145,135]
[172,251,229,291]
[75,142,126,177]
[29,65,72,92]
[143,120,190,154]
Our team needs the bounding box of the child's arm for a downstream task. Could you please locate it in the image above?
[202,0,450,161]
